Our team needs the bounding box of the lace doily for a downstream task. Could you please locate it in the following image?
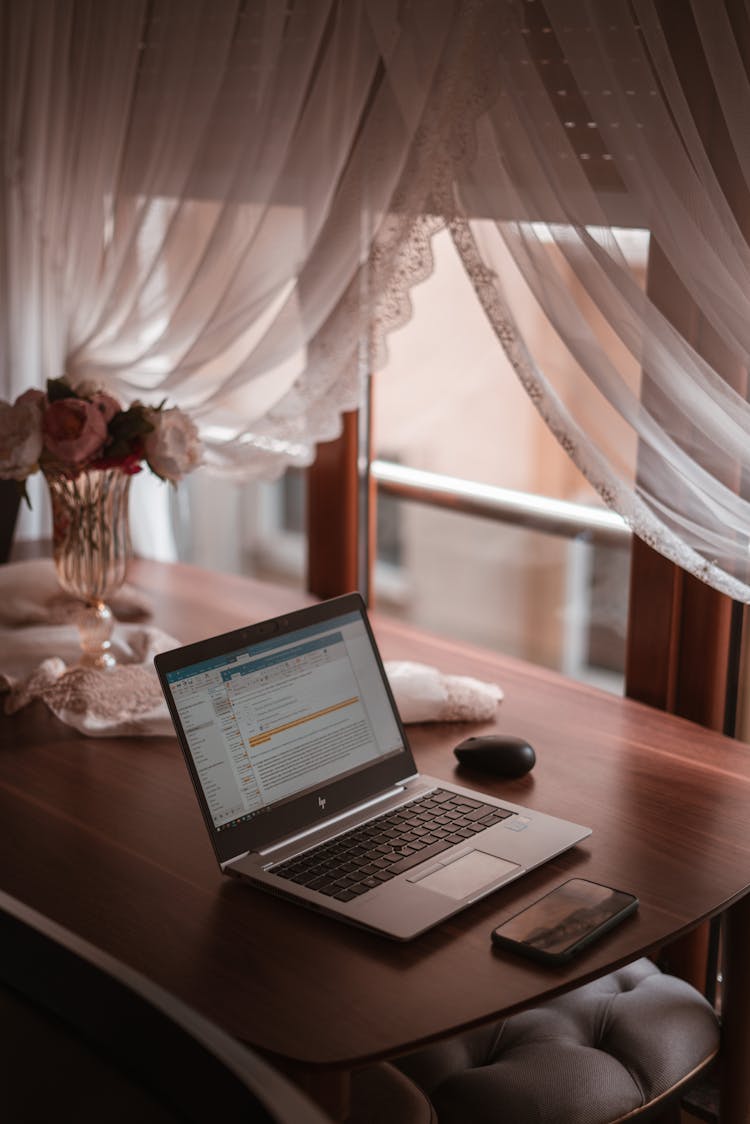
[0,562,502,736]
[0,558,152,627]
[0,559,174,736]
[3,658,170,736]
[0,624,178,737]
[384,660,503,724]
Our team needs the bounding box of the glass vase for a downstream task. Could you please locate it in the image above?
[45,468,132,669]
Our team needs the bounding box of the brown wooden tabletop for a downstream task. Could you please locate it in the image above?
[3,559,750,1119]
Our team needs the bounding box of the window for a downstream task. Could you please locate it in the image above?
[369,225,639,692]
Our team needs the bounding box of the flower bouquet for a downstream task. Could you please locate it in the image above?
[0,376,202,490]
[0,377,202,667]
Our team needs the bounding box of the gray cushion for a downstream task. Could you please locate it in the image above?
[396,959,719,1124]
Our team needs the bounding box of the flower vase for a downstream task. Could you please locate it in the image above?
[45,468,132,669]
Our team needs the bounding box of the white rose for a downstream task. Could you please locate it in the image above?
[69,379,103,398]
[0,395,44,480]
[144,407,203,483]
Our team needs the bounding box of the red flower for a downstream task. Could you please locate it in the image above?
[91,448,144,475]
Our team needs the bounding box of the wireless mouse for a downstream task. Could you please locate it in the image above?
[453,734,536,778]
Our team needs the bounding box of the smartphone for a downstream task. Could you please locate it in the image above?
[491,878,639,965]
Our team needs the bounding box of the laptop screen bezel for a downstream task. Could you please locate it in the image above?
[154,592,418,866]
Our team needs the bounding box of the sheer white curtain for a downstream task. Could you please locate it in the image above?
[1,0,483,484]
[426,0,750,601]
[7,0,750,600]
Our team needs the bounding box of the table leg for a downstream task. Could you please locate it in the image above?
[277,1059,351,1121]
[658,922,709,990]
[721,895,750,1123]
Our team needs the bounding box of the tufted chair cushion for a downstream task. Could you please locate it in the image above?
[395,959,719,1124]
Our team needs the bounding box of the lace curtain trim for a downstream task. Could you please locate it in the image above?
[448,216,750,603]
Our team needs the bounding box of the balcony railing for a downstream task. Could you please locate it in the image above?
[370,460,631,547]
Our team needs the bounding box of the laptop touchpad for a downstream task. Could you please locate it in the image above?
[413,850,520,900]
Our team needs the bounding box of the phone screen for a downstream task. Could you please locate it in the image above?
[492,878,638,962]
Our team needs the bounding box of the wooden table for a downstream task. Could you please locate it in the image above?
[3,559,750,1120]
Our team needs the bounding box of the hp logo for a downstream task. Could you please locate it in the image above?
[318,796,327,811]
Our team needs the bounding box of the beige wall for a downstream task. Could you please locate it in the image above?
[373,226,643,677]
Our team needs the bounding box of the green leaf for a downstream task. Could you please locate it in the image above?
[46,377,77,402]
[108,407,155,444]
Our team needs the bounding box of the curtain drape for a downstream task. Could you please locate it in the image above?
[431,0,750,601]
[1,0,486,482]
[5,0,750,601]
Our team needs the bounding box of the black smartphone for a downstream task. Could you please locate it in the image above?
[491,878,639,965]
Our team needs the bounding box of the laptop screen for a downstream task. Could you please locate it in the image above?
[155,594,417,864]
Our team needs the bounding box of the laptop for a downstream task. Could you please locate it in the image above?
[154,592,591,941]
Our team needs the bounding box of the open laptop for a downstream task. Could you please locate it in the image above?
[154,593,591,941]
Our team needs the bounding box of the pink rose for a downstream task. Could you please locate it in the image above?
[16,388,46,409]
[0,396,43,480]
[43,398,107,468]
[90,393,121,424]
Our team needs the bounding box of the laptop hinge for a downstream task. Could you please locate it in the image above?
[257,782,413,858]
[221,853,250,873]
[397,773,420,786]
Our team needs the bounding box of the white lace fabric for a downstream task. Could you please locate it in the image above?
[0,562,502,736]
[0,561,177,736]
[384,661,503,725]
[2,650,174,738]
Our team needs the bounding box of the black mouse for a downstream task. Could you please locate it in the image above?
[453,734,536,778]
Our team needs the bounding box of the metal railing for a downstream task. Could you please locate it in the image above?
[370,459,631,547]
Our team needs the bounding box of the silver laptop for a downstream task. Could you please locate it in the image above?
[154,593,590,941]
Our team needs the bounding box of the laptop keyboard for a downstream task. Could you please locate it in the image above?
[272,788,514,902]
